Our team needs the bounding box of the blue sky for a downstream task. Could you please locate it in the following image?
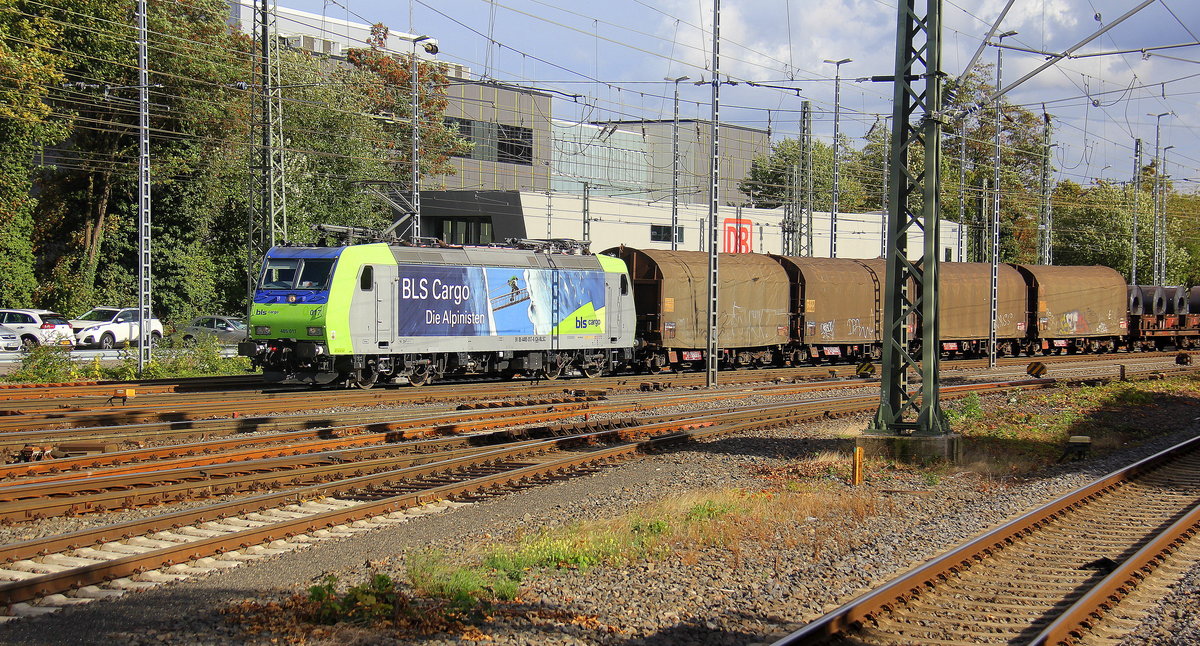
[278,0,1200,190]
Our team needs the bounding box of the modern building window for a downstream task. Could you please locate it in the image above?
[497,124,533,165]
[650,225,683,243]
[445,117,533,166]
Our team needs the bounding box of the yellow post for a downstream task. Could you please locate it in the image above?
[851,446,864,486]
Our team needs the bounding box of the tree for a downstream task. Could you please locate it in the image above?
[738,136,867,212]
[0,0,69,307]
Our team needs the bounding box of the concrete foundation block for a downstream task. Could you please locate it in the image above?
[856,433,961,464]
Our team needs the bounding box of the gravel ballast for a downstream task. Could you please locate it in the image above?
[1,393,1199,645]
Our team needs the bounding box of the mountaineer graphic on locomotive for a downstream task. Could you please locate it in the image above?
[240,235,1198,387]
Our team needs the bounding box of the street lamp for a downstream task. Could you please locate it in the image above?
[410,35,437,243]
[1160,143,1175,283]
[822,57,851,258]
[989,29,1016,369]
[665,75,690,250]
[1148,111,1172,284]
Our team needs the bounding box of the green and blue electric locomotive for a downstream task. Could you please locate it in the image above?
[239,241,637,387]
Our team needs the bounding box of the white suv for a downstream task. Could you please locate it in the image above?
[0,309,75,348]
[71,307,164,349]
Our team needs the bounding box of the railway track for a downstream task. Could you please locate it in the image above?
[775,434,1200,646]
[0,353,1191,622]
[0,396,840,615]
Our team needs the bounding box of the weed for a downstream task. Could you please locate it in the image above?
[9,345,75,383]
[306,573,401,625]
[685,499,739,522]
[630,518,669,537]
[945,393,984,424]
[921,471,941,486]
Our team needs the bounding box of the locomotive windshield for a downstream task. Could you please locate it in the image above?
[259,258,336,290]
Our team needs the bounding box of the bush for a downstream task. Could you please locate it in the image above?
[8,345,76,383]
[2,334,254,384]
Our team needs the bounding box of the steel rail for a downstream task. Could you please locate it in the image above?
[0,367,1186,608]
[0,400,609,481]
[1029,501,1200,645]
[772,433,1200,645]
[0,420,724,604]
[0,376,1079,522]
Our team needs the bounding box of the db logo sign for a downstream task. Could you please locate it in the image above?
[723,218,753,253]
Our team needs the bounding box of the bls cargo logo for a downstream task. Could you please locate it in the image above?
[575,316,601,329]
[723,218,753,253]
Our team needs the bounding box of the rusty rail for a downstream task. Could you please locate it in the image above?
[773,434,1200,645]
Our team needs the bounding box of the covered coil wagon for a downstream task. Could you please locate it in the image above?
[606,247,790,370]
[937,262,1028,356]
[771,256,881,362]
[1015,264,1127,353]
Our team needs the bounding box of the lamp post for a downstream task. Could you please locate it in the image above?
[1160,143,1175,282]
[1149,111,1172,284]
[411,35,436,243]
[989,30,1016,369]
[823,57,851,258]
[665,75,690,250]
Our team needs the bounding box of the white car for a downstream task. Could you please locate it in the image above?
[0,325,20,352]
[71,306,164,349]
[0,309,75,348]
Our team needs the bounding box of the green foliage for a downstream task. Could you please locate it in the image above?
[8,345,76,383]
[945,393,985,425]
[684,499,739,522]
[306,574,400,625]
[409,550,517,611]
[2,334,251,383]
[630,518,669,537]
[11,3,468,321]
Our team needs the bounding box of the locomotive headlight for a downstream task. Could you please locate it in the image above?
[306,326,324,337]
[254,325,271,335]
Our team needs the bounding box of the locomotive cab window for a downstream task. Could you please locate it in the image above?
[297,259,335,289]
[620,274,629,295]
[360,265,374,291]
[260,259,299,289]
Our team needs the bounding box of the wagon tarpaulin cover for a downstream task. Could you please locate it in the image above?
[1016,264,1127,338]
[612,248,789,349]
[395,264,607,337]
[773,256,880,344]
[939,262,1027,339]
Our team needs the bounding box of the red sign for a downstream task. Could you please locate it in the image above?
[723,218,753,253]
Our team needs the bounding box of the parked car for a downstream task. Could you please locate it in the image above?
[177,315,247,345]
[0,325,21,352]
[0,309,75,348]
[71,306,164,349]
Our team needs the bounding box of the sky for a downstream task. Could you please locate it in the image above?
[274,0,1200,191]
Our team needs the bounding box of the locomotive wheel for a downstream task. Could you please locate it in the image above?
[354,365,378,389]
[542,354,570,380]
[408,364,430,387]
